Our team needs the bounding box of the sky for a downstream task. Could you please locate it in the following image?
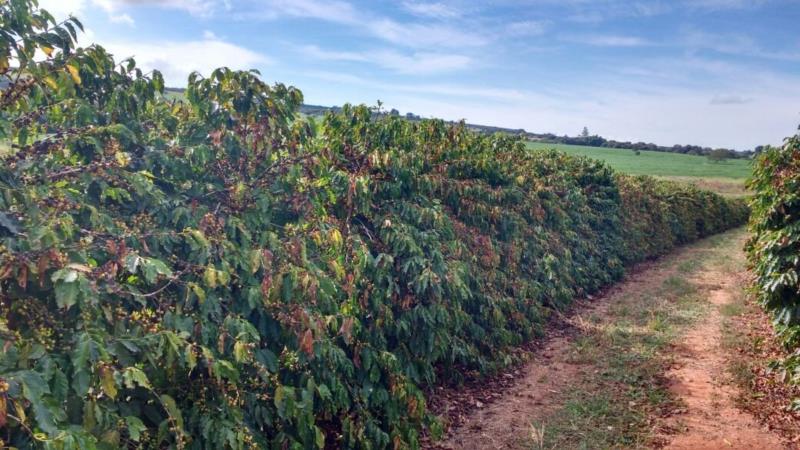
[38,0,800,150]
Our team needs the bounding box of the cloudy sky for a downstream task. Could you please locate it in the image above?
[39,0,800,149]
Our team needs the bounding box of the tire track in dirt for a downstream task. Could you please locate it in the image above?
[431,230,788,449]
[662,239,785,449]
[432,242,699,449]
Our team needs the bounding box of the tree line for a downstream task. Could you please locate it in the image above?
[527,130,759,159]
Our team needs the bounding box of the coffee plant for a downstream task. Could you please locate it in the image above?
[0,1,749,448]
[747,129,800,391]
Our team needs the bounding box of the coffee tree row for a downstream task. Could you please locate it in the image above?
[0,1,749,448]
[747,130,800,394]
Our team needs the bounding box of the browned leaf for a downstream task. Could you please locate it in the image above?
[37,253,51,286]
[0,264,12,280]
[261,274,272,298]
[262,249,273,270]
[209,130,223,146]
[0,393,6,428]
[300,329,314,356]
[339,317,354,344]
[17,264,27,290]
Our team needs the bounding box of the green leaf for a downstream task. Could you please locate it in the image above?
[203,266,217,288]
[125,416,146,442]
[54,280,79,309]
[233,341,249,363]
[211,360,239,382]
[274,385,288,419]
[18,371,50,403]
[141,257,172,284]
[316,384,332,402]
[159,394,184,430]
[185,344,197,370]
[124,254,141,273]
[100,367,118,399]
[66,63,81,84]
[17,371,62,434]
[122,367,152,390]
[315,426,325,449]
[0,211,19,235]
[71,334,95,395]
[255,349,278,372]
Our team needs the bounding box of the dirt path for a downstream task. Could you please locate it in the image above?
[433,332,584,449]
[662,243,783,449]
[432,230,788,449]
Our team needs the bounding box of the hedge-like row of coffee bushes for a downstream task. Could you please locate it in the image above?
[0,2,749,449]
[618,174,750,263]
[746,130,800,389]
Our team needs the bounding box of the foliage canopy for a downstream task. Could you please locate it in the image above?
[0,1,749,448]
[747,130,800,395]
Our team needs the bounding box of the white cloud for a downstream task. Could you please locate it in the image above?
[686,0,770,10]
[401,2,462,19]
[366,18,487,48]
[110,13,135,25]
[103,38,269,85]
[41,0,225,18]
[537,0,765,22]
[683,30,800,61]
[119,0,220,17]
[506,20,549,37]
[37,0,798,150]
[710,94,753,105]
[304,70,531,102]
[563,34,652,47]
[554,0,673,23]
[299,45,369,63]
[39,0,136,25]
[259,0,487,49]
[371,51,471,74]
[38,0,87,18]
[259,0,360,23]
[300,52,800,150]
[300,45,471,74]
[49,0,261,84]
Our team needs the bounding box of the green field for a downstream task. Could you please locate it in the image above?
[526,141,752,196]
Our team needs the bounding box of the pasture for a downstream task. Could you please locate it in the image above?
[526,141,752,196]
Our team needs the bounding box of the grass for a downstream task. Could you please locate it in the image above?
[717,267,800,441]
[526,142,752,197]
[532,285,704,449]
[533,286,703,448]
[654,176,748,198]
[526,142,751,179]
[719,289,765,397]
[528,235,734,450]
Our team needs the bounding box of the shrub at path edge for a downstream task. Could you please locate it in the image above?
[747,129,800,400]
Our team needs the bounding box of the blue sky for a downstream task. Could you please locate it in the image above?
[40,0,800,149]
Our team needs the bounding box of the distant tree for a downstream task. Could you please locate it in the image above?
[389,108,399,116]
[708,148,732,163]
[581,126,590,138]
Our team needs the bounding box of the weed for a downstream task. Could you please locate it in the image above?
[527,234,729,449]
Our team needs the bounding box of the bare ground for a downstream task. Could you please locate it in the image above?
[724,294,800,444]
[662,270,784,449]
[429,230,793,449]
